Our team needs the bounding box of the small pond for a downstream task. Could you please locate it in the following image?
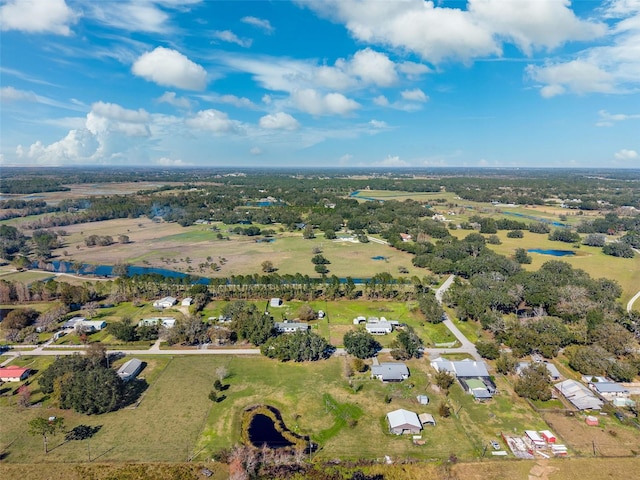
[248,414,295,449]
[527,249,576,257]
[0,308,14,322]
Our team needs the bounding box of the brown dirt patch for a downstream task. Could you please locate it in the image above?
[542,412,640,457]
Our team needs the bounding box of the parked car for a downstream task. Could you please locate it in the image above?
[614,412,625,422]
[490,440,500,450]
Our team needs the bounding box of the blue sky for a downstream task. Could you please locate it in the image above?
[1,0,639,168]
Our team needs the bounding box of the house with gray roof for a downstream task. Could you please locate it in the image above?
[590,382,630,401]
[275,321,309,333]
[431,357,495,399]
[365,321,394,335]
[386,409,422,435]
[153,296,177,309]
[431,358,490,378]
[371,362,409,382]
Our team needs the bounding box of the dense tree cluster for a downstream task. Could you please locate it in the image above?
[39,354,123,414]
[343,330,381,359]
[261,331,332,361]
[390,326,423,360]
[514,363,552,401]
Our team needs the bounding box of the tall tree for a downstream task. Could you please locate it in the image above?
[28,416,65,454]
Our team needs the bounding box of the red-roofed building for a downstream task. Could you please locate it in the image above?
[0,366,30,382]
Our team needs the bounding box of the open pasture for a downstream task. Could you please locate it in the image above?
[0,354,551,465]
[0,182,183,206]
[27,217,427,279]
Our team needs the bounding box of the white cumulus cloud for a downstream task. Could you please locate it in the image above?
[614,148,638,159]
[186,109,241,134]
[401,89,429,102]
[527,1,640,96]
[303,0,605,64]
[259,112,300,130]
[132,47,207,91]
[292,89,360,116]
[346,48,398,87]
[0,0,78,35]
[16,101,153,164]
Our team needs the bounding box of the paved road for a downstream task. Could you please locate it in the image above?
[1,273,482,362]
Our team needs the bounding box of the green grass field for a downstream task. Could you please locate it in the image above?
[0,353,571,465]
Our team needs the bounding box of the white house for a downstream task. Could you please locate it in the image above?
[75,320,107,333]
[386,409,422,435]
[590,382,630,401]
[153,296,177,309]
[371,363,409,382]
[365,321,394,335]
[138,317,176,328]
[181,297,193,306]
[275,322,309,333]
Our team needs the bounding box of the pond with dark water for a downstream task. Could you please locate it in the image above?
[0,308,14,322]
[248,414,294,449]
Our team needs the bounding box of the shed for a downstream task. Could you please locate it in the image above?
[419,413,436,426]
[386,409,422,435]
[585,415,599,426]
[416,395,430,405]
[181,297,193,306]
[539,430,556,443]
[0,366,30,382]
[117,358,143,382]
[270,298,283,308]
